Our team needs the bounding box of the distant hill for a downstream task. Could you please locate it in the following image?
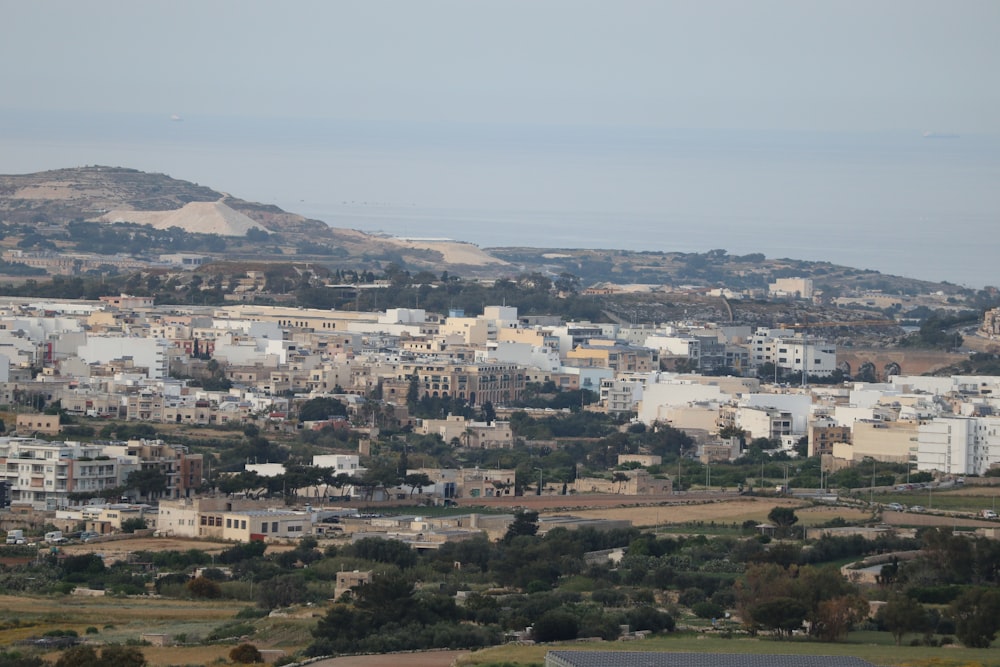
[0,166,969,295]
[0,166,504,271]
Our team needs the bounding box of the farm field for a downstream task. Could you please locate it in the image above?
[456,633,1000,667]
[3,494,993,665]
[563,498,872,528]
[0,594,249,665]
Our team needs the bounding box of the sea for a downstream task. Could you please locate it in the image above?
[1,110,997,288]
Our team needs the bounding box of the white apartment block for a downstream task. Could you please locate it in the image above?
[917,416,1000,476]
[599,377,644,416]
[0,437,136,510]
[768,277,814,299]
[75,335,169,379]
[736,406,794,442]
[749,330,836,378]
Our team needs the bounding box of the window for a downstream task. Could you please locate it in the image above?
[272,521,278,533]
[261,522,268,533]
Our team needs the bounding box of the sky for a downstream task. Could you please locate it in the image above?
[1,2,998,288]
[3,0,999,134]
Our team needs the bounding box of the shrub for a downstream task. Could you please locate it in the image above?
[229,643,262,664]
[532,609,579,642]
[692,601,725,619]
[185,576,222,599]
[235,607,269,620]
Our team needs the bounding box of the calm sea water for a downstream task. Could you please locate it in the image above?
[1,111,997,287]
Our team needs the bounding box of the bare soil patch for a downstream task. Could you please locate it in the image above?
[58,536,294,563]
[312,650,472,667]
[881,510,996,528]
[567,498,871,527]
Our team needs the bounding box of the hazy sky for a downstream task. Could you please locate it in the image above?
[4,0,999,133]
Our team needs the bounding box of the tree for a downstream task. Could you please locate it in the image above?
[120,517,148,533]
[878,593,929,645]
[0,652,44,667]
[125,468,168,501]
[96,646,146,667]
[750,597,809,637]
[532,609,579,642]
[257,574,309,609]
[351,537,418,569]
[403,472,432,497]
[229,644,262,664]
[767,506,799,537]
[297,396,346,422]
[186,575,222,599]
[612,471,630,493]
[503,510,539,543]
[951,587,1000,648]
[54,645,145,667]
[813,595,868,641]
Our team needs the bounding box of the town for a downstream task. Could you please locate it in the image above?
[2,271,1000,666]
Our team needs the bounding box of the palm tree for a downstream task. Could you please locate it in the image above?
[612,471,630,494]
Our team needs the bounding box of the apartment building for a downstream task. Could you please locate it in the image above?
[808,421,852,457]
[0,437,131,510]
[917,416,1000,475]
[565,340,657,373]
[749,330,837,378]
[391,361,526,406]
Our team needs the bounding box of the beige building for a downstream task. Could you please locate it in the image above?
[15,413,60,435]
[809,423,853,458]
[416,415,514,448]
[618,454,662,467]
[334,570,372,600]
[439,317,489,345]
[572,469,671,495]
[158,497,266,538]
[661,404,722,434]
[769,277,814,299]
[846,419,919,463]
[982,308,1000,338]
[565,341,657,373]
[387,361,526,407]
[220,509,312,541]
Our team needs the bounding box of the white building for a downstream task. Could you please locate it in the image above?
[638,376,730,425]
[313,454,361,474]
[75,335,169,379]
[917,416,1000,476]
[768,277,814,299]
[0,437,136,510]
[749,330,836,379]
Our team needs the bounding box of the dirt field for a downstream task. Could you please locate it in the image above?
[313,650,472,667]
[568,498,873,527]
[57,535,294,564]
[880,509,997,529]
